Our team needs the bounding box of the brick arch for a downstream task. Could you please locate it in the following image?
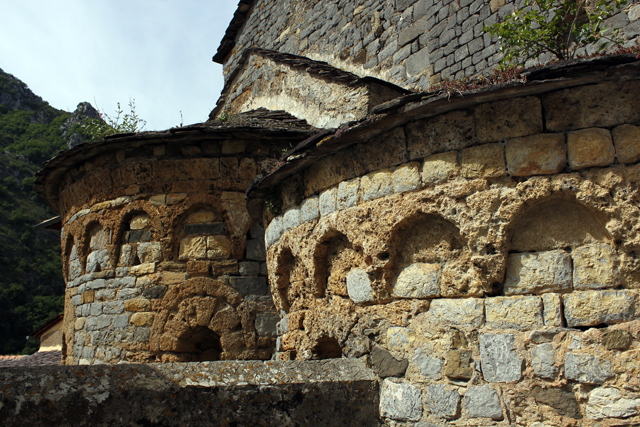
[311,228,367,301]
[149,277,245,362]
[114,202,164,266]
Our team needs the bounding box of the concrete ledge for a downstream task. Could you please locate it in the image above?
[0,359,379,426]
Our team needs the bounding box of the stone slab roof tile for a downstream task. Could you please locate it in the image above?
[0,350,61,368]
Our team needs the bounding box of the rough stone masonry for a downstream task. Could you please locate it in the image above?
[7,0,640,425]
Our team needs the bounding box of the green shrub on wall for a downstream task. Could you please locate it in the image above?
[485,0,628,67]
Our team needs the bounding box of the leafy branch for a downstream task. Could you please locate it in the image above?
[81,99,147,141]
[485,0,628,67]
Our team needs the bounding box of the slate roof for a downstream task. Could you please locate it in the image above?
[0,350,61,368]
[34,108,318,213]
[210,49,410,120]
[244,55,640,218]
[213,0,255,64]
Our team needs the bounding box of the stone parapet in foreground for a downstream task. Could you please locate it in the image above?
[0,359,379,426]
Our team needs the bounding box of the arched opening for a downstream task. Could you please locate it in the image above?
[85,222,108,273]
[311,336,342,360]
[509,198,610,252]
[118,212,159,266]
[177,206,230,262]
[313,230,366,299]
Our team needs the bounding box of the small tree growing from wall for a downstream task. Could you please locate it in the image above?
[485,0,629,67]
[81,99,147,141]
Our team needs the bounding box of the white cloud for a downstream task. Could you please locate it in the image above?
[0,0,237,130]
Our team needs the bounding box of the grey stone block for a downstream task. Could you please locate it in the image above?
[103,301,124,315]
[426,383,460,419]
[346,268,374,304]
[265,216,283,248]
[89,279,107,290]
[300,196,319,223]
[90,303,103,316]
[319,188,337,216]
[398,17,429,47]
[249,223,265,240]
[72,295,82,307]
[134,327,150,342]
[531,343,558,379]
[413,347,443,379]
[371,345,408,378]
[117,288,141,300]
[463,384,503,419]
[69,259,82,281]
[337,179,360,210]
[394,263,440,298]
[246,239,266,261]
[282,208,301,232]
[505,251,572,295]
[406,48,430,76]
[229,276,269,295]
[454,44,469,62]
[479,333,524,382]
[113,314,130,328]
[255,312,279,337]
[380,379,422,421]
[428,298,485,328]
[565,353,613,384]
[142,285,167,299]
[239,261,261,275]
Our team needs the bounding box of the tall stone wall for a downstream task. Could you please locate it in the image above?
[218,0,640,97]
[47,133,307,365]
[261,67,640,425]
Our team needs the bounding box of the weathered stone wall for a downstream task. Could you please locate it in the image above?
[263,74,640,425]
[56,136,294,364]
[215,50,405,128]
[0,359,379,427]
[219,0,640,97]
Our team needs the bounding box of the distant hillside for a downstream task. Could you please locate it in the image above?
[0,67,70,355]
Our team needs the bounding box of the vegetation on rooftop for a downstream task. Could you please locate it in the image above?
[485,0,630,67]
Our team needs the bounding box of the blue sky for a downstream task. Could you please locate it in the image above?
[0,0,237,130]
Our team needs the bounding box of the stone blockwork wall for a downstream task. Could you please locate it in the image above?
[263,76,640,425]
[219,0,640,96]
[0,359,379,427]
[216,50,405,128]
[56,136,297,364]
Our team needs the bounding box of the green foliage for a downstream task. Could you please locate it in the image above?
[81,99,147,141]
[485,0,628,67]
[265,186,282,215]
[0,70,66,355]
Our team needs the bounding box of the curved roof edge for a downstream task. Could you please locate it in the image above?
[35,114,317,213]
[245,55,640,219]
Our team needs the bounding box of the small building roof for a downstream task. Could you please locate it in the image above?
[31,313,64,339]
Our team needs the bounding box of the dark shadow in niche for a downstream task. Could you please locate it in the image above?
[64,235,75,281]
[190,327,222,361]
[273,246,294,313]
[312,229,365,299]
[509,198,610,252]
[311,336,342,360]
